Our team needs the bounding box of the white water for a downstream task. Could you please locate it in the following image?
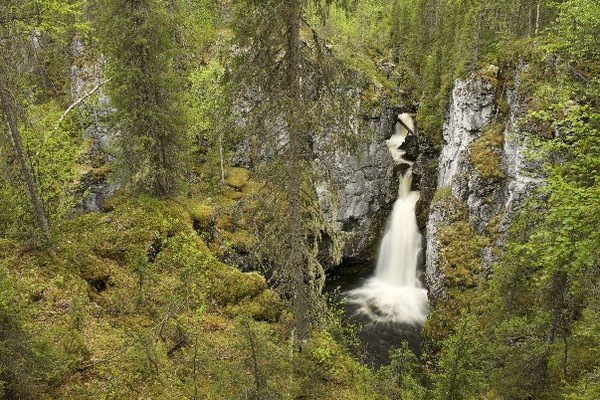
[347,114,429,326]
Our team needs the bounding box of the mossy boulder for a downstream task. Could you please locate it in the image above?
[221,229,256,253]
[229,289,283,321]
[224,167,250,190]
[187,202,216,229]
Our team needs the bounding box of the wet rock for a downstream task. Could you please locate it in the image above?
[400,135,419,162]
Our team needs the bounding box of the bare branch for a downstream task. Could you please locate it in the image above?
[53,77,112,132]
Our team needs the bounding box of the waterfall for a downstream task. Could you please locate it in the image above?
[347,114,429,326]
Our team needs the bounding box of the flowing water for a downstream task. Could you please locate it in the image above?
[346,170,428,326]
[326,114,429,367]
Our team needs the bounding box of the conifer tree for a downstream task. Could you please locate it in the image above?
[0,66,51,240]
[96,0,188,197]
[231,0,355,344]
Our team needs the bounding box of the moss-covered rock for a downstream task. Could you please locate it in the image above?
[229,289,283,321]
[221,229,256,253]
[224,167,250,190]
[470,122,505,179]
[1,192,381,399]
[438,221,488,289]
[187,201,216,229]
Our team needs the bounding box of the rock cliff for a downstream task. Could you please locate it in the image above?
[70,38,119,212]
[425,69,543,302]
[313,104,400,266]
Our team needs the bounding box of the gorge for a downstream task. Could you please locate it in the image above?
[2,1,598,397]
[347,114,428,327]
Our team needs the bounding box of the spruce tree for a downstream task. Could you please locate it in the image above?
[230,0,356,344]
[96,0,188,197]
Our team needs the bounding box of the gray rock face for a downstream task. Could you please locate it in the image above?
[500,87,544,231]
[231,86,401,268]
[425,77,496,300]
[425,71,542,302]
[313,106,399,266]
[70,38,120,211]
[436,78,496,199]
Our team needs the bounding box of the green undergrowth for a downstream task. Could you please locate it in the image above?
[423,190,489,350]
[0,189,379,399]
[186,166,262,259]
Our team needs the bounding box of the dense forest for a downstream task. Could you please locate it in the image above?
[0,0,598,399]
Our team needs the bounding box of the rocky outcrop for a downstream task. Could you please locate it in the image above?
[231,86,405,269]
[313,105,400,267]
[425,69,543,302]
[70,38,119,212]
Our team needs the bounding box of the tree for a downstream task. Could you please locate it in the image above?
[0,0,65,240]
[230,0,357,345]
[432,316,487,400]
[96,0,189,197]
[232,0,358,344]
[376,342,427,400]
[0,67,51,240]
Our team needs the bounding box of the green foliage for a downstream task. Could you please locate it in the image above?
[1,0,600,399]
[432,316,487,400]
[425,4,600,395]
[375,342,427,399]
[439,221,488,289]
[300,330,378,398]
[0,191,379,398]
[545,0,600,70]
[0,260,87,399]
[0,0,87,239]
[0,269,44,399]
[96,0,190,196]
[24,102,84,219]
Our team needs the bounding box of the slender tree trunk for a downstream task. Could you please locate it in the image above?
[286,0,310,344]
[218,130,225,187]
[535,2,541,35]
[242,319,266,396]
[0,72,51,240]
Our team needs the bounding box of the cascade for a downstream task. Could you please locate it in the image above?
[347,114,429,325]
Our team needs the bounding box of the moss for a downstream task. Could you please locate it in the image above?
[438,221,488,289]
[432,187,453,205]
[470,122,505,179]
[229,289,283,321]
[224,167,250,190]
[431,187,468,224]
[424,218,490,351]
[299,331,377,398]
[77,255,115,293]
[207,267,267,304]
[2,192,382,398]
[496,96,510,117]
[91,163,113,179]
[221,229,256,253]
[416,106,444,148]
[474,64,500,85]
[187,202,216,229]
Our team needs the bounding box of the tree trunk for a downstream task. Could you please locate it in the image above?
[0,73,51,240]
[218,130,225,187]
[286,0,310,344]
[535,2,541,35]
